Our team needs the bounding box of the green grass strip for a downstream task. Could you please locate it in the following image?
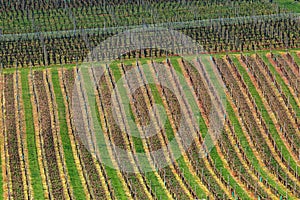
[274,0,300,13]
[20,69,45,199]
[51,69,86,199]
[290,52,300,66]
[0,135,2,199]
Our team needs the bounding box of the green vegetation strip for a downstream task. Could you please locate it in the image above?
[231,55,300,175]
[274,0,300,13]
[20,69,45,199]
[2,65,76,74]
[0,139,2,199]
[51,69,86,199]
[290,52,300,65]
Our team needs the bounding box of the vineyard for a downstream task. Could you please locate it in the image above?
[1,0,300,199]
[0,49,299,199]
[1,0,300,68]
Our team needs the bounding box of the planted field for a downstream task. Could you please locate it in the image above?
[0,0,282,34]
[1,0,300,199]
[1,0,300,68]
[0,49,299,199]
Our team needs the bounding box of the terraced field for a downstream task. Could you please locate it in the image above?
[0,50,299,199]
